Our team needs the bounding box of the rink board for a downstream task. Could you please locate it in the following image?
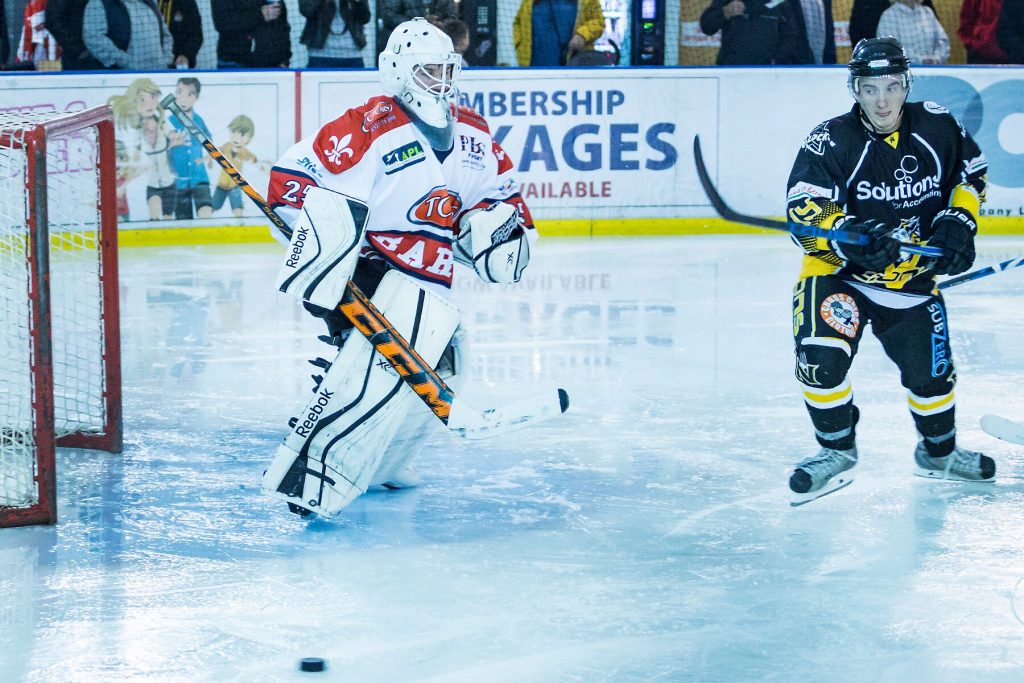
[0,67,1021,240]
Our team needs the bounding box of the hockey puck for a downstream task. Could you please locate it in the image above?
[299,657,326,672]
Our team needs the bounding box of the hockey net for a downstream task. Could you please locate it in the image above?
[0,107,122,528]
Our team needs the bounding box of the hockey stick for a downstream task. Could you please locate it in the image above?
[692,136,942,258]
[936,256,1024,290]
[161,94,568,439]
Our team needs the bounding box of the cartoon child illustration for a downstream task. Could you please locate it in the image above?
[108,78,176,220]
[212,115,258,217]
[167,77,213,220]
[113,139,141,222]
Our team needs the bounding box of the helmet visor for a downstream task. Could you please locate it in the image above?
[412,60,460,99]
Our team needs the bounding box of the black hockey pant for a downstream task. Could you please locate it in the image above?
[792,275,958,457]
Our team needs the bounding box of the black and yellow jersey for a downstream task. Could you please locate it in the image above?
[786,101,987,294]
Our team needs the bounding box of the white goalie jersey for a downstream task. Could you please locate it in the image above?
[268,96,536,293]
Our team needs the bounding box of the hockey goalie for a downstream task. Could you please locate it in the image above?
[261,18,538,518]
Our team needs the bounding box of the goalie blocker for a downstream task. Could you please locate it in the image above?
[275,186,366,310]
[262,270,461,516]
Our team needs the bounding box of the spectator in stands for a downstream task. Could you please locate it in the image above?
[436,16,469,66]
[211,0,291,68]
[699,0,801,65]
[960,0,1009,64]
[998,0,1024,62]
[0,1,8,67]
[379,0,457,46]
[16,0,60,67]
[158,0,202,68]
[300,0,370,68]
[788,0,836,64]
[46,0,104,68]
[82,0,173,70]
[876,0,949,64]
[513,0,605,66]
[848,0,935,47]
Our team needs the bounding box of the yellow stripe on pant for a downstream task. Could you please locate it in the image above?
[802,378,853,410]
[907,390,955,416]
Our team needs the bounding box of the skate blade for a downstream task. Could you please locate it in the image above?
[914,467,995,483]
[790,475,855,507]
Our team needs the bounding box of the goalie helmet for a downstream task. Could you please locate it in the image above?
[847,36,912,97]
[378,18,462,129]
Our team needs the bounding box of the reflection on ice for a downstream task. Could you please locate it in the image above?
[2,236,1024,681]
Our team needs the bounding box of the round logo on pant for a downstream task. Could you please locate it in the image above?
[820,293,860,338]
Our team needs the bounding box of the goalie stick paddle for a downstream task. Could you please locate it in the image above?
[980,415,1024,445]
[691,136,942,258]
[160,94,569,439]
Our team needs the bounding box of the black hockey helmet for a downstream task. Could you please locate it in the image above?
[847,37,912,96]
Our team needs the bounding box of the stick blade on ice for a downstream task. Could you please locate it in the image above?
[448,388,569,440]
[980,414,1024,445]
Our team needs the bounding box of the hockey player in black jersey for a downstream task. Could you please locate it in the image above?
[785,36,995,505]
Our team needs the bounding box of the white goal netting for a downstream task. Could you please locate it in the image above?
[0,109,116,518]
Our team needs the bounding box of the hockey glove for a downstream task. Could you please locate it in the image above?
[832,218,901,272]
[928,207,977,276]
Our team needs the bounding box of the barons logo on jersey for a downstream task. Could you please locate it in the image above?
[820,293,860,338]
[408,187,463,229]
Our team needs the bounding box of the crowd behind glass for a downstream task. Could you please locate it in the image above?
[0,0,1020,72]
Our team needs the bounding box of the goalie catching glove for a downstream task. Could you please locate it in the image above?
[454,202,530,283]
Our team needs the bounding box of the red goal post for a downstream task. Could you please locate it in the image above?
[0,106,122,528]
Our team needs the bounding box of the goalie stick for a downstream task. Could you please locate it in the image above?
[980,415,1024,445]
[692,136,942,258]
[161,94,568,439]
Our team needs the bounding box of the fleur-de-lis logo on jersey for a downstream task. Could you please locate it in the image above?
[325,134,354,164]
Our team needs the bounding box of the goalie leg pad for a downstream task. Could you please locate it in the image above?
[371,327,468,488]
[275,186,368,309]
[262,270,460,516]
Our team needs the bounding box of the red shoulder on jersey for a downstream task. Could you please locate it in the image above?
[312,96,412,174]
[492,140,514,175]
[457,105,490,134]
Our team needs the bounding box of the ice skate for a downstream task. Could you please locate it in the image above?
[789,447,858,506]
[914,443,995,482]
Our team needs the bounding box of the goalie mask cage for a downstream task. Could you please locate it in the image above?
[0,106,122,528]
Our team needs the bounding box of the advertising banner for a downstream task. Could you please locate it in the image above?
[0,66,1020,233]
[0,71,295,225]
[304,69,718,219]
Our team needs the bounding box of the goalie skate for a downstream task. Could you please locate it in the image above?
[913,443,995,482]
[789,447,858,506]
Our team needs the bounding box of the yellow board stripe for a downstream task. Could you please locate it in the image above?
[113,215,1024,247]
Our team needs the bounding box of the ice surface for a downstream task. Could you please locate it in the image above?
[2,236,1024,681]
